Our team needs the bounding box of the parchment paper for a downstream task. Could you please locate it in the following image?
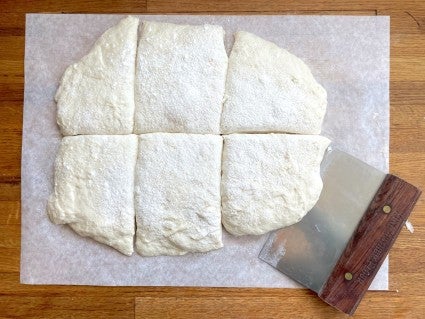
[21,14,390,288]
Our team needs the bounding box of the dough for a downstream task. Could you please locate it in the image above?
[47,135,138,255]
[135,133,223,256]
[221,31,327,134]
[221,134,330,236]
[55,16,139,135]
[134,21,228,134]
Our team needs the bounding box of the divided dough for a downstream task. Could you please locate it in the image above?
[134,21,228,134]
[135,133,223,256]
[221,31,327,134]
[221,134,330,236]
[49,17,331,256]
[55,16,138,135]
[47,135,138,255]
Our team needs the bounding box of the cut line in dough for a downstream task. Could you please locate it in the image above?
[49,19,332,255]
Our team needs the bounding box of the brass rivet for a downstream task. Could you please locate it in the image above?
[344,272,353,281]
[383,205,392,214]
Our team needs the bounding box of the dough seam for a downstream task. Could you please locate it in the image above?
[51,18,330,256]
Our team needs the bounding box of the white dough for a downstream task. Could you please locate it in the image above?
[55,16,139,135]
[47,135,138,255]
[221,31,327,134]
[221,134,330,236]
[134,21,228,134]
[135,133,223,256]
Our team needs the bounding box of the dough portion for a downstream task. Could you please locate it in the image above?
[221,134,330,236]
[56,16,139,135]
[221,31,327,134]
[47,135,138,255]
[134,21,228,134]
[135,133,223,256]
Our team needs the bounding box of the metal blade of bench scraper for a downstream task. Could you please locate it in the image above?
[259,147,386,293]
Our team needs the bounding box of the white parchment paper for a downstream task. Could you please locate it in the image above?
[21,14,389,288]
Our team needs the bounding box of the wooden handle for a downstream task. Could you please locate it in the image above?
[318,174,421,315]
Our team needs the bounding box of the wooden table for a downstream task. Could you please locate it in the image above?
[0,1,424,318]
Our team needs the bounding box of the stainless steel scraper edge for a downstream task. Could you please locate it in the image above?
[259,147,421,315]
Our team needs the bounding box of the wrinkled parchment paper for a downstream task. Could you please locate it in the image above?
[21,14,389,288]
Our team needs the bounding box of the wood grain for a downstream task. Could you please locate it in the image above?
[135,294,425,319]
[0,297,135,319]
[0,1,424,318]
[0,1,147,13]
[146,0,423,12]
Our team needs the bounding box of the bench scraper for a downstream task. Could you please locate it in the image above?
[259,146,421,315]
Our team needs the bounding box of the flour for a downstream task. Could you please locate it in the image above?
[134,133,223,256]
[221,134,330,236]
[221,31,327,134]
[47,135,138,255]
[134,21,228,134]
[55,16,138,135]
